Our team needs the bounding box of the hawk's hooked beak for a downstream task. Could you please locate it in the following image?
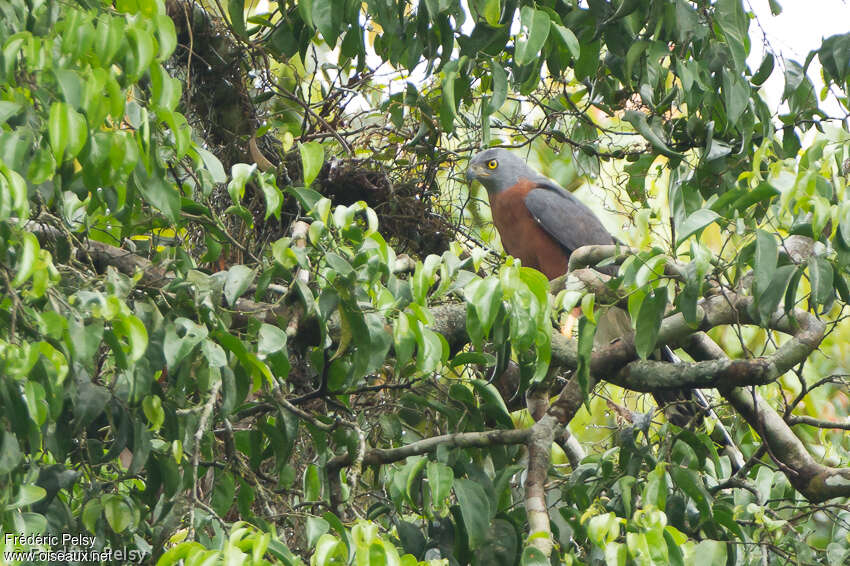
[465,163,485,183]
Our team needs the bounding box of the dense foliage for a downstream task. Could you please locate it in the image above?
[2,0,850,564]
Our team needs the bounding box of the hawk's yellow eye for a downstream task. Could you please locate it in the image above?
[487,159,498,169]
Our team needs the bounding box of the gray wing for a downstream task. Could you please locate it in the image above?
[523,180,615,254]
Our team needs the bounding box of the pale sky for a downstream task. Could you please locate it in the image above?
[747,0,850,116]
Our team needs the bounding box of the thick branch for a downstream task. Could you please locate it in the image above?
[525,415,557,558]
[326,428,532,471]
[786,415,850,431]
[591,293,824,390]
[684,333,850,503]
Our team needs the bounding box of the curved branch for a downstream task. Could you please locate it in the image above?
[326,428,532,471]
[684,333,850,503]
[525,415,557,558]
[786,416,850,431]
[589,292,824,390]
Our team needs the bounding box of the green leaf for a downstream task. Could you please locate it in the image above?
[163,318,209,369]
[587,512,620,547]
[142,395,165,431]
[454,478,491,549]
[714,0,749,72]
[669,466,712,523]
[287,186,323,212]
[211,471,236,516]
[126,27,155,80]
[228,0,247,38]
[55,68,84,110]
[299,141,324,186]
[82,499,103,533]
[224,264,256,306]
[133,165,181,221]
[635,288,667,360]
[471,379,513,428]
[808,255,834,308]
[48,102,87,162]
[487,62,507,114]
[676,209,719,246]
[102,495,133,533]
[551,24,580,59]
[9,485,46,508]
[0,431,22,475]
[643,463,667,509]
[155,14,178,60]
[515,7,550,67]
[440,61,458,132]
[757,264,796,326]
[450,352,496,367]
[722,72,749,125]
[426,461,454,508]
[311,0,342,46]
[307,516,330,548]
[663,529,685,566]
[11,232,39,288]
[482,0,501,27]
[754,229,777,297]
[751,52,775,86]
[692,540,727,566]
[464,277,502,338]
[228,162,256,204]
[197,147,227,183]
[624,110,684,159]
[520,546,548,566]
[0,101,21,125]
[304,464,321,501]
[258,323,287,357]
[575,316,596,404]
[415,326,446,373]
[258,173,283,220]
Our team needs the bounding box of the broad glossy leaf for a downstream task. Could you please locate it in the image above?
[487,62,507,114]
[808,255,834,308]
[515,7,550,67]
[464,277,502,337]
[757,264,796,325]
[0,101,21,125]
[454,478,491,549]
[754,229,777,296]
[299,141,324,186]
[197,147,227,183]
[635,288,667,360]
[312,0,342,46]
[102,495,133,533]
[163,318,209,368]
[520,546,548,566]
[224,264,256,306]
[48,102,87,162]
[258,323,287,357]
[551,24,580,59]
[669,466,712,523]
[752,52,775,86]
[624,110,684,159]
[228,163,256,204]
[676,209,719,246]
[722,73,749,125]
[426,461,454,508]
[228,0,247,38]
[0,431,22,475]
[576,316,596,403]
[482,0,501,26]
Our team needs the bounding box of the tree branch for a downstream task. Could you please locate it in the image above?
[326,428,532,471]
[683,333,850,503]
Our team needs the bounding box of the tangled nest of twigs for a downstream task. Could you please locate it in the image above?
[165,0,454,264]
